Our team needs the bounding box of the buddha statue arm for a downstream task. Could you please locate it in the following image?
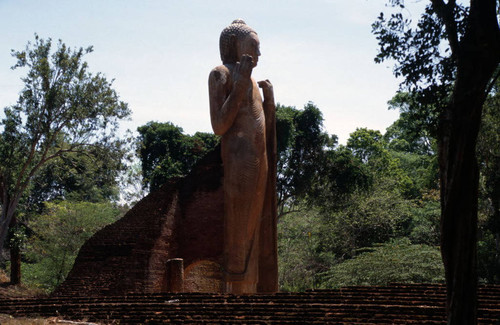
[209,55,254,136]
[258,79,275,134]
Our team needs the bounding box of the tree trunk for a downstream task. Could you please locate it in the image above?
[9,245,21,285]
[0,213,12,262]
[439,130,479,324]
[439,55,498,325]
[491,189,500,283]
[0,195,21,263]
[8,216,21,285]
[438,1,500,322]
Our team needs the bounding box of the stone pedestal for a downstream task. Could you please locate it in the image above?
[167,258,184,293]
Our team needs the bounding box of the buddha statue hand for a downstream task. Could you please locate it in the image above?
[233,54,254,91]
[258,79,274,103]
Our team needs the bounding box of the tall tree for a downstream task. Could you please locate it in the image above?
[0,36,130,267]
[276,103,373,217]
[6,145,128,285]
[347,128,385,163]
[137,121,219,192]
[275,103,337,216]
[373,1,500,323]
[25,146,126,212]
[384,92,437,156]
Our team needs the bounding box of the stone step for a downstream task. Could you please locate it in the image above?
[1,284,499,324]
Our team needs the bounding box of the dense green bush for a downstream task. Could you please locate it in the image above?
[278,209,324,292]
[317,177,412,261]
[320,239,444,288]
[22,201,121,292]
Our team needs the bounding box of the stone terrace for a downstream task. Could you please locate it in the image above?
[1,284,499,324]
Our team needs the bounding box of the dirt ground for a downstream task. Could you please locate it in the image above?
[0,314,101,325]
[0,270,102,325]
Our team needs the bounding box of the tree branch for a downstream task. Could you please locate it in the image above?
[16,142,90,200]
[431,0,460,56]
[13,104,78,199]
[0,174,4,206]
[486,68,500,95]
[13,132,41,193]
[277,208,304,220]
[470,0,500,57]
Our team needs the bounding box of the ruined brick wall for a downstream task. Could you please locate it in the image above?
[54,146,224,296]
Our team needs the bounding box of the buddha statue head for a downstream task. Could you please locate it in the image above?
[219,19,260,66]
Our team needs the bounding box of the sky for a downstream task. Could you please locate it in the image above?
[0,0,426,144]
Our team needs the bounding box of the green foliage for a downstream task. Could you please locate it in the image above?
[276,102,336,214]
[390,150,438,197]
[307,145,372,209]
[407,191,441,246]
[7,223,29,249]
[0,35,130,256]
[24,148,125,214]
[346,127,435,199]
[476,77,500,284]
[22,201,121,292]
[347,128,385,163]
[372,1,464,101]
[478,230,500,284]
[278,209,323,292]
[137,121,219,192]
[384,92,438,151]
[320,239,444,288]
[346,128,414,196]
[276,103,371,216]
[318,177,412,261]
[274,102,446,290]
[477,79,500,215]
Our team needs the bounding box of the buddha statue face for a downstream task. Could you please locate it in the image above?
[237,32,261,67]
[220,19,260,67]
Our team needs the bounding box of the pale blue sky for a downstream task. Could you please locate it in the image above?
[0,0,426,143]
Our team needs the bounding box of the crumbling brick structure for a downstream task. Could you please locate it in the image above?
[54,147,224,296]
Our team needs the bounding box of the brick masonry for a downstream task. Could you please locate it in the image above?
[54,146,224,296]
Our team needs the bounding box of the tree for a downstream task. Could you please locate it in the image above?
[275,103,338,216]
[0,36,130,271]
[347,128,385,163]
[136,121,219,192]
[6,143,129,285]
[317,176,412,263]
[384,92,436,156]
[25,146,126,213]
[373,1,500,322]
[23,201,121,291]
[320,238,444,288]
[137,104,369,218]
[278,208,323,292]
[347,127,432,199]
[383,99,441,197]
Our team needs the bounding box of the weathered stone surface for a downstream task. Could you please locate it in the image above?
[209,19,278,294]
[166,258,184,293]
[4,284,500,323]
[54,146,224,296]
[184,260,223,293]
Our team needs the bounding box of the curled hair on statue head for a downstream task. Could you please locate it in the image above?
[219,19,257,64]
